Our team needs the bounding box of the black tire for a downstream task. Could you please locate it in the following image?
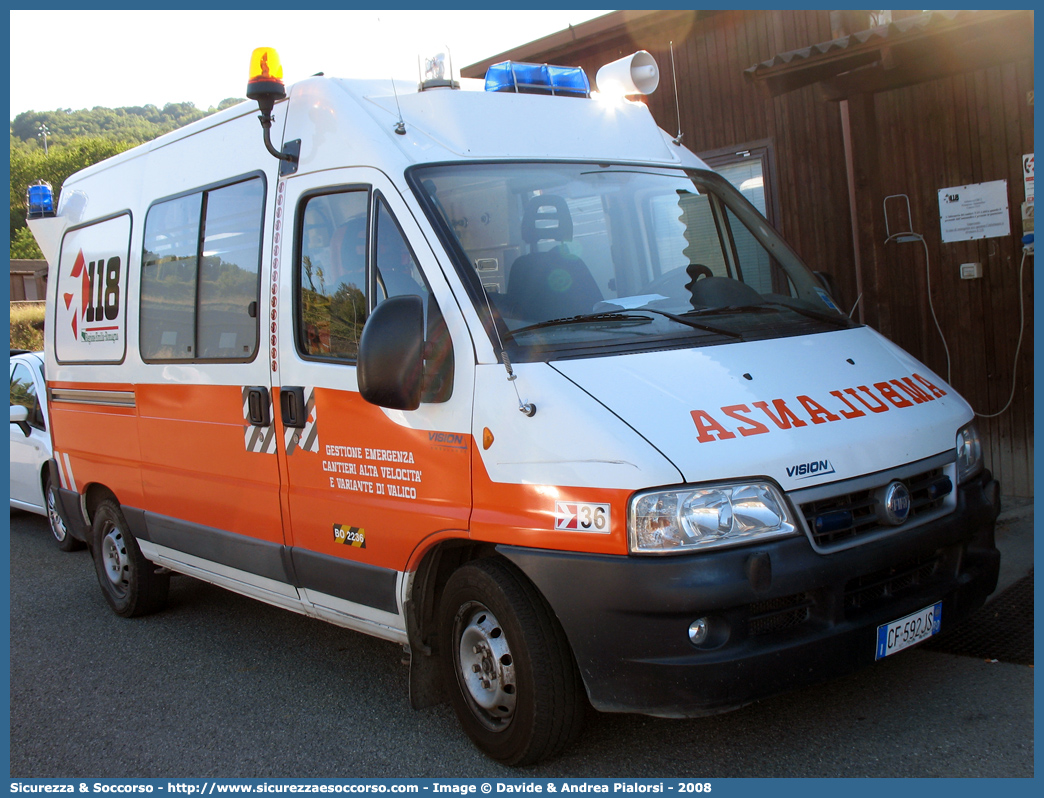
[91,499,169,617]
[44,475,84,552]
[439,558,585,765]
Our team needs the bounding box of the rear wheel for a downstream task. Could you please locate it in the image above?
[45,476,83,552]
[91,499,169,617]
[439,558,585,765]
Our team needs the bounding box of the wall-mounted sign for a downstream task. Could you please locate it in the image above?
[1023,154,1035,235]
[1023,154,1034,205]
[938,180,1010,243]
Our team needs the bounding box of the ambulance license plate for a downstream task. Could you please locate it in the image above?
[875,602,942,660]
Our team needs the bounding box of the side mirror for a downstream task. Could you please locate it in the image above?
[10,405,31,437]
[813,270,846,313]
[358,295,425,411]
[813,270,839,298]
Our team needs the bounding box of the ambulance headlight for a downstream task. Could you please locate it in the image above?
[955,422,983,484]
[629,482,798,554]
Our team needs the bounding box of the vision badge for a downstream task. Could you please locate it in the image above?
[333,524,366,548]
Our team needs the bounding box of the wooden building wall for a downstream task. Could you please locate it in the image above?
[866,61,1034,496]
[9,259,47,302]
[464,9,1034,496]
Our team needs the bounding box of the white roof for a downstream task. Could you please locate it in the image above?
[351,77,686,164]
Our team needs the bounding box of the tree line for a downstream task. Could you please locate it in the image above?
[10,99,243,258]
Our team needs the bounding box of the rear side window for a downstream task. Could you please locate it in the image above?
[140,176,265,361]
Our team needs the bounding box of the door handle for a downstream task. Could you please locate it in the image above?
[245,386,271,427]
[280,386,307,428]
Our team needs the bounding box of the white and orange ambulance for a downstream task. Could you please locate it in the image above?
[28,49,1000,765]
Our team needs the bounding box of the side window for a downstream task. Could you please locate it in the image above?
[140,176,264,361]
[374,198,454,403]
[723,206,786,296]
[646,189,790,296]
[372,197,451,402]
[141,194,201,359]
[297,191,369,360]
[700,142,778,227]
[295,189,449,396]
[649,191,729,280]
[374,198,428,305]
[199,180,265,358]
[701,143,790,295]
[10,363,43,430]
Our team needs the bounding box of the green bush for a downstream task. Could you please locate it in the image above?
[10,227,43,259]
[10,302,45,351]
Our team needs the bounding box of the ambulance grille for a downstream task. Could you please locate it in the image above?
[843,555,942,611]
[748,592,813,636]
[799,467,950,549]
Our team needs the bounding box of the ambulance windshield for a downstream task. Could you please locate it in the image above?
[411,162,855,359]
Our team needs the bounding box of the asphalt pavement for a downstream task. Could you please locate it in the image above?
[993,495,1034,592]
[6,501,1034,779]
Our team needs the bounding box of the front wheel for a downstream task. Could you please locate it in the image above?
[439,558,585,765]
[45,476,83,552]
[91,499,169,617]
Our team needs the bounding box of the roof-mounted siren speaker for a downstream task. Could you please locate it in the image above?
[595,50,660,96]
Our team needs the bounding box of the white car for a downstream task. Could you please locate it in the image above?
[9,349,82,551]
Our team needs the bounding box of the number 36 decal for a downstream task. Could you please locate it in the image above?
[555,501,610,533]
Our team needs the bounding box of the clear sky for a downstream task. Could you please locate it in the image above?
[9,9,612,119]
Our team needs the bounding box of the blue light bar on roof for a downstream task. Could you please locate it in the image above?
[26,181,55,219]
[484,61,590,98]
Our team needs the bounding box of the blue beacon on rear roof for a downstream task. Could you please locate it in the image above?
[26,181,56,218]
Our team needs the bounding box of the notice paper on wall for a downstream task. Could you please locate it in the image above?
[938,179,1010,243]
[1022,154,1034,235]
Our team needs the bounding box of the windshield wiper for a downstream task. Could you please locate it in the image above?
[506,308,744,341]
[764,302,851,327]
[686,303,851,328]
[633,308,744,339]
[760,302,853,326]
[504,312,654,339]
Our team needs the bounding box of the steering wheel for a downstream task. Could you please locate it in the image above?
[684,263,712,293]
[643,264,713,297]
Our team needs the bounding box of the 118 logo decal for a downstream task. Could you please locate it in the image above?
[65,250,121,341]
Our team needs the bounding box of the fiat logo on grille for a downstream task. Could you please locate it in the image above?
[881,481,912,526]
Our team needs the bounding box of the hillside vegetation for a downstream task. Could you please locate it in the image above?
[10,99,243,258]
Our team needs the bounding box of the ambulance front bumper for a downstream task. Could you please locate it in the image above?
[498,471,1000,717]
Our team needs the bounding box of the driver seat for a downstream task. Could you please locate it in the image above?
[506,195,601,319]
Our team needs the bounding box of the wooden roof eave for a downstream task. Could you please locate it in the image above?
[461,9,711,78]
[745,9,1034,101]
